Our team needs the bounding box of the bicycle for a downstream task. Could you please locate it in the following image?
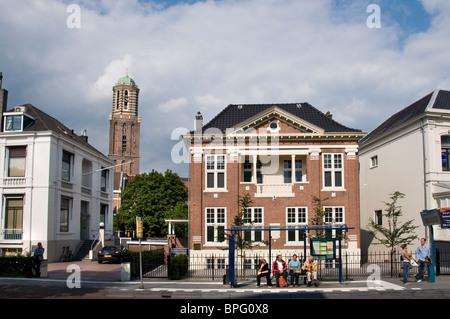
[59,247,73,262]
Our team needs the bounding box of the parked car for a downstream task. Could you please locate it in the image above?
[98,245,124,264]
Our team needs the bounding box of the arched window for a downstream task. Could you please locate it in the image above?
[124,90,129,109]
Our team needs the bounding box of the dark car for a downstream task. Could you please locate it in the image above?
[98,245,124,264]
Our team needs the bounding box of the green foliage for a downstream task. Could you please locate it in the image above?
[114,169,188,238]
[233,194,255,252]
[367,191,419,252]
[0,256,33,277]
[169,254,188,280]
[309,196,329,238]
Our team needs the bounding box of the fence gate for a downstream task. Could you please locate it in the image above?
[141,251,168,278]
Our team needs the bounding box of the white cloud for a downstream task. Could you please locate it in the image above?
[89,55,134,101]
[1,0,450,176]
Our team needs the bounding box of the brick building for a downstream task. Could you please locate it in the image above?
[184,103,365,261]
[108,74,141,211]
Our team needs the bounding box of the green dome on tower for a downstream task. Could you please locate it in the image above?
[116,74,136,86]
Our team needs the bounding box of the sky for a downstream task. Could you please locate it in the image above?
[1,0,449,178]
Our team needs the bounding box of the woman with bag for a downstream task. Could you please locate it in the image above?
[272,255,288,287]
[400,244,412,285]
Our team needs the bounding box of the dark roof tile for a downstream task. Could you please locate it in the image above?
[201,102,361,133]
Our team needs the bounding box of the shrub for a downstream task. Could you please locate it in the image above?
[169,254,188,280]
[0,256,33,277]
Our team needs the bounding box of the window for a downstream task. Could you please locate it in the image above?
[206,208,226,244]
[243,207,263,242]
[242,157,262,183]
[124,90,129,109]
[122,135,127,153]
[370,156,378,168]
[323,153,343,188]
[323,206,344,237]
[4,115,22,131]
[206,155,226,189]
[101,168,109,192]
[295,160,303,182]
[100,204,108,224]
[286,207,307,243]
[441,136,450,171]
[283,160,292,183]
[81,159,92,189]
[60,197,72,232]
[116,91,120,109]
[62,151,73,182]
[4,197,23,240]
[7,146,26,177]
[4,114,34,132]
[375,210,383,226]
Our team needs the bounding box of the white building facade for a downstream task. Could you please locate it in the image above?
[359,90,450,253]
[0,104,114,262]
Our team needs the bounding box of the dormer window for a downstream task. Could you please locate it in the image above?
[3,107,35,132]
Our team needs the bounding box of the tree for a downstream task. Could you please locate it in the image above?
[113,170,188,238]
[367,191,419,276]
[233,194,255,253]
[309,196,329,238]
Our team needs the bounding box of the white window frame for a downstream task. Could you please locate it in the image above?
[323,153,344,189]
[285,207,308,245]
[243,207,264,243]
[323,206,345,237]
[60,197,72,233]
[61,150,74,182]
[370,155,378,169]
[205,154,226,191]
[7,146,27,177]
[205,207,227,246]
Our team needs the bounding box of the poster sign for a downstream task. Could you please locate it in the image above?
[440,208,450,229]
[136,217,144,238]
[310,238,336,260]
[420,209,443,226]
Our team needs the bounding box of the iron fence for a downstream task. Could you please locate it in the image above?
[186,250,450,282]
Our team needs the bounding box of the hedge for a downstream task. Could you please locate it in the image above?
[169,254,188,280]
[0,256,33,277]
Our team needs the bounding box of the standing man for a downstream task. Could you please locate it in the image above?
[32,242,45,278]
[415,238,431,282]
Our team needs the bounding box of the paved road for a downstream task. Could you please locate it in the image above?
[0,260,449,300]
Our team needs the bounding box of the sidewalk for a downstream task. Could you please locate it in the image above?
[47,259,122,282]
[45,260,450,298]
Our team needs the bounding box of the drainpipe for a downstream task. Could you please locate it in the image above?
[420,119,428,239]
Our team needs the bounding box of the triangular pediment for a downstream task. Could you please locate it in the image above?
[228,106,325,135]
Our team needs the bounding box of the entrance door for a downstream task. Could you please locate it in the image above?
[80,201,90,240]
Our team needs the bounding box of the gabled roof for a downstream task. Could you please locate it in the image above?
[359,90,450,147]
[201,102,362,134]
[5,103,109,159]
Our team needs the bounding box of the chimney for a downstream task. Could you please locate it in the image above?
[195,111,203,133]
[80,129,88,143]
[0,72,9,132]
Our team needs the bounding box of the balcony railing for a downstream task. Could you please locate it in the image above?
[256,183,294,197]
[2,177,27,186]
[1,229,23,241]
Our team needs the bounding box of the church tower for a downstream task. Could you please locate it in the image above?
[108,74,140,178]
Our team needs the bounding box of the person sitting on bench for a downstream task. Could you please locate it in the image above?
[302,255,318,287]
[272,254,288,287]
[288,254,301,287]
[256,259,272,287]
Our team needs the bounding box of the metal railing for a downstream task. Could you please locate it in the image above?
[186,250,450,282]
[1,229,23,240]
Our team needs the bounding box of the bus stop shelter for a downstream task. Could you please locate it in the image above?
[226,224,354,288]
